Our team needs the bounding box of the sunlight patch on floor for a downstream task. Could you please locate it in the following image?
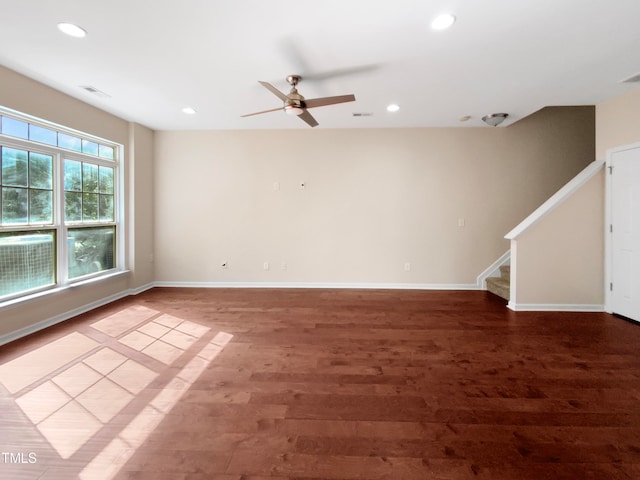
[0,304,231,474]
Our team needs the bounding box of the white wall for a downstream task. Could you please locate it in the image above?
[154,107,594,287]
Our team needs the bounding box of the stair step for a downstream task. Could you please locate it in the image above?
[499,265,510,279]
[486,276,510,301]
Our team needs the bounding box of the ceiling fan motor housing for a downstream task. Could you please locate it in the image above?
[285,88,305,115]
[286,74,302,86]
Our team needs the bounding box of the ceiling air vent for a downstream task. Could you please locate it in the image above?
[79,85,111,98]
[352,112,373,117]
[620,72,640,83]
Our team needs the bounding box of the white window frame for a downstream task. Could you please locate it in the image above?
[0,106,124,305]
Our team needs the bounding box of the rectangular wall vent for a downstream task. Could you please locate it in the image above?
[79,85,111,98]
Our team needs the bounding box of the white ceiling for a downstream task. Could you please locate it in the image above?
[1,0,639,131]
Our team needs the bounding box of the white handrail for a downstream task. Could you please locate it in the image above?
[505,159,604,240]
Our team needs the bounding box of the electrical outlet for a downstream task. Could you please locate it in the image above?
[263,262,270,271]
[404,262,411,271]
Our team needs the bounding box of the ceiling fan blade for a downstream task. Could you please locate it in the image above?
[304,94,356,109]
[240,106,283,118]
[258,81,288,101]
[303,64,379,82]
[277,37,379,82]
[298,110,319,127]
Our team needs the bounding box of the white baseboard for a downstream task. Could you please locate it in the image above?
[130,282,155,295]
[507,302,605,312]
[152,281,481,291]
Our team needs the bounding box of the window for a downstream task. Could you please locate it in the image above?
[0,108,121,301]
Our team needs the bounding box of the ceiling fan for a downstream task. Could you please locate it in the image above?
[241,74,355,127]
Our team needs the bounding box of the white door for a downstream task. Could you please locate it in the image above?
[610,146,640,322]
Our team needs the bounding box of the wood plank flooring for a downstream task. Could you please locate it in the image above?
[1,288,639,479]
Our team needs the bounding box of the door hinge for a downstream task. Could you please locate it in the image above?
[610,224,613,233]
[610,282,613,291]
[608,165,614,174]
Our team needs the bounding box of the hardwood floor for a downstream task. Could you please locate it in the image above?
[1,288,639,479]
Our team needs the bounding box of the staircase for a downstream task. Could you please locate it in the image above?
[486,265,510,301]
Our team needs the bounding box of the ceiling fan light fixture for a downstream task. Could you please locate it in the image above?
[482,113,508,127]
[431,13,456,31]
[57,22,87,38]
[285,105,304,116]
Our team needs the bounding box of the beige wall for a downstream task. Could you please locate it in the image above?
[128,123,155,288]
[596,87,640,159]
[511,169,604,307]
[507,86,640,309]
[0,61,599,340]
[0,66,129,146]
[154,106,594,286]
[0,66,154,341]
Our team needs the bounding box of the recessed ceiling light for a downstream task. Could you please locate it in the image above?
[482,113,509,127]
[431,13,456,31]
[386,104,400,113]
[182,107,197,115]
[57,23,87,38]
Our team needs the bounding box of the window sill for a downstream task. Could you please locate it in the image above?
[0,270,131,311]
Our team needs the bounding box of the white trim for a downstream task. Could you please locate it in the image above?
[505,159,605,240]
[507,302,605,312]
[0,282,154,347]
[509,240,518,305]
[604,142,640,314]
[0,270,130,311]
[130,282,154,295]
[152,281,480,291]
[476,250,510,289]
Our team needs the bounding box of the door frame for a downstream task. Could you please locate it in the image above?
[604,141,640,314]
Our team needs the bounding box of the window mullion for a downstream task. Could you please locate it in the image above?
[54,151,67,286]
